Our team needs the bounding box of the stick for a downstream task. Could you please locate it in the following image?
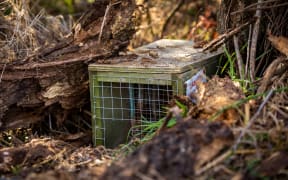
[12,52,111,70]
[244,2,288,11]
[203,21,252,51]
[249,0,263,82]
[0,63,6,83]
[195,150,232,176]
[98,2,112,43]
[98,1,121,43]
[230,0,280,15]
[233,36,244,80]
[245,24,252,81]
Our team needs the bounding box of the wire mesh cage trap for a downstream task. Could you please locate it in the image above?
[89,39,223,147]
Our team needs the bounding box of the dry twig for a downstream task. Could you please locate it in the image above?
[233,36,244,80]
[0,63,6,83]
[11,52,112,70]
[231,0,281,15]
[98,1,121,43]
[203,21,253,51]
[245,24,252,80]
[195,150,232,176]
[249,0,263,82]
[98,2,112,43]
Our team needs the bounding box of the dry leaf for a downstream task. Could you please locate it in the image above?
[267,31,288,57]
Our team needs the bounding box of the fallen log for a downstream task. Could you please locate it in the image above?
[0,0,136,130]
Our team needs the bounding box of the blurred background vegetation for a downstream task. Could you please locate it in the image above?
[30,0,95,15]
[131,0,219,48]
[27,0,220,48]
[0,0,219,62]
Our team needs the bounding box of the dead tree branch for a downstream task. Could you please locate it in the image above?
[233,36,244,80]
[203,21,253,51]
[245,25,252,80]
[231,1,288,15]
[249,0,263,82]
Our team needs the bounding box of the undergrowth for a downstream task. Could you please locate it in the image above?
[115,100,187,157]
[115,44,288,162]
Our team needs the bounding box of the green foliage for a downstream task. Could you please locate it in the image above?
[246,159,269,180]
[221,45,247,80]
[222,47,237,79]
[175,100,188,117]
[220,45,258,94]
[220,46,276,96]
[116,100,187,157]
[209,87,287,123]
[35,0,94,15]
[3,6,12,16]
[10,165,22,175]
[128,100,186,142]
[246,158,260,172]
[63,0,74,13]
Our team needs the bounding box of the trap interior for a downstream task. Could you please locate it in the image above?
[89,39,223,147]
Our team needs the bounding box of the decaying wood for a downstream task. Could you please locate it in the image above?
[0,0,136,130]
[101,120,234,180]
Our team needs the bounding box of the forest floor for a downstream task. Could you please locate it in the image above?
[1,72,287,180]
[0,0,288,179]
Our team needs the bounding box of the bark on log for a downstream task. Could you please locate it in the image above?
[0,0,136,130]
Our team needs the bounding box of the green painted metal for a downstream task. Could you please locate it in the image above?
[89,72,104,145]
[89,40,223,147]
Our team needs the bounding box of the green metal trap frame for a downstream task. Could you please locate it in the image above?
[89,40,223,147]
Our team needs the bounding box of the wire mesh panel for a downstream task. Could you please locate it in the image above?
[91,74,181,147]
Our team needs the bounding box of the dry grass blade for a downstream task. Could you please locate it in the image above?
[0,0,72,63]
